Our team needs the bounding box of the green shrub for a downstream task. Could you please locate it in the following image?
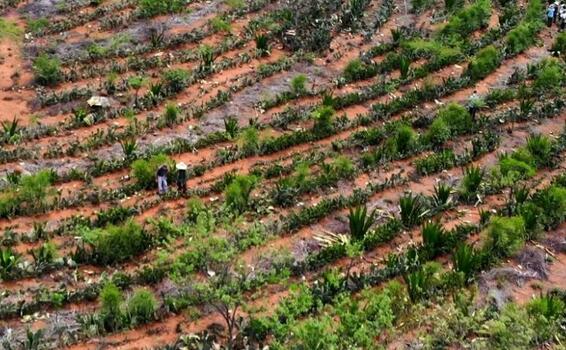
[291,74,308,95]
[0,18,22,40]
[440,0,491,39]
[33,54,62,86]
[498,156,536,181]
[505,22,538,55]
[387,124,417,156]
[551,32,566,53]
[80,220,149,265]
[331,156,356,179]
[343,59,374,81]
[533,58,564,92]
[209,16,231,33]
[100,282,124,331]
[460,166,484,202]
[239,127,260,155]
[466,45,501,81]
[186,196,206,223]
[224,175,258,213]
[531,185,566,229]
[163,68,190,92]
[312,105,335,135]
[26,18,49,34]
[436,102,472,135]
[131,154,174,189]
[425,118,451,148]
[127,289,157,324]
[526,134,554,168]
[482,216,526,258]
[139,0,185,17]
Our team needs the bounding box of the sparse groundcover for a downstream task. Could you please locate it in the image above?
[1,0,565,348]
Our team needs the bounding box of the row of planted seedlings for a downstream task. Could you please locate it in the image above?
[22,0,380,149]
[133,137,566,349]
[0,0,525,179]
[0,43,556,246]
[3,125,564,344]
[0,0,556,284]
[8,0,385,148]
[228,175,566,349]
[35,0,276,107]
[26,0,138,37]
[0,74,564,328]
[3,3,281,150]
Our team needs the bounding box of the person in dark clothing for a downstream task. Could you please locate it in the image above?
[176,162,188,195]
[157,165,168,194]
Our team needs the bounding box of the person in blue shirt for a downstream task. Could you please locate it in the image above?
[548,4,556,27]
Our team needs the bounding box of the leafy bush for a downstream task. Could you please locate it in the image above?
[163,68,190,93]
[139,0,185,17]
[466,45,501,81]
[131,154,174,189]
[127,289,157,325]
[505,22,539,55]
[209,16,231,33]
[79,220,150,265]
[238,127,260,155]
[551,32,566,53]
[0,170,56,218]
[531,185,566,229]
[415,150,456,175]
[482,216,526,258]
[33,54,62,86]
[424,118,451,148]
[290,74,308,95]
[533,58,564,92]
[497,155,536,181]
[343,59,375,81]
[348,206,377,240]
[387,124,418,156]
[186,196,206,223]
[224,175,258,213]
[440,0,491,39]
[312,105,335,135]
[526,134,554,168]
[100,282,124,331]
[0,18,22,40]
[436,102,472,134]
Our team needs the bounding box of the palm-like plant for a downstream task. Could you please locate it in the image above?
[399,193,429,227]
[224,116,239,139]
[452,244,479,282]
[348,206,378,240]
[421,221,446,256]
[398,55,411,80]
[526,134,554,168]
[1,116,21,140]
[0,247,20,280]
[460,166,484,203]
[120,139,138,160]
[432,182,453,208]
[254,34,270,57]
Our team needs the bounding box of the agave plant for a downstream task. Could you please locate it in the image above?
[32,221,48,241]
[224,116,239,139]
[460,166,484,203]
[198,45,215,73]
[120,139,138,160]
[348,206,378,240]
[21,328,43,350]
[254,34,270,57]
[528,293,566,320]
[399,193,429,228]
[421,221,446,256]
[432,182,453,209]
[0,247,20,280]
[452,244,479,282]
[526,134,554,168]
[1,116,21,141]
[398,55,411,80]
[29,242,57,268]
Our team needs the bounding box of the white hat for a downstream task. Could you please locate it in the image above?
[176,162,188,170]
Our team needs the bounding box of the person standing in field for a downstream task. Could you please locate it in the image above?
[546,4,556,27]
[157,164,169,195]
[468,90,481,121]
[176,162,188,195]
